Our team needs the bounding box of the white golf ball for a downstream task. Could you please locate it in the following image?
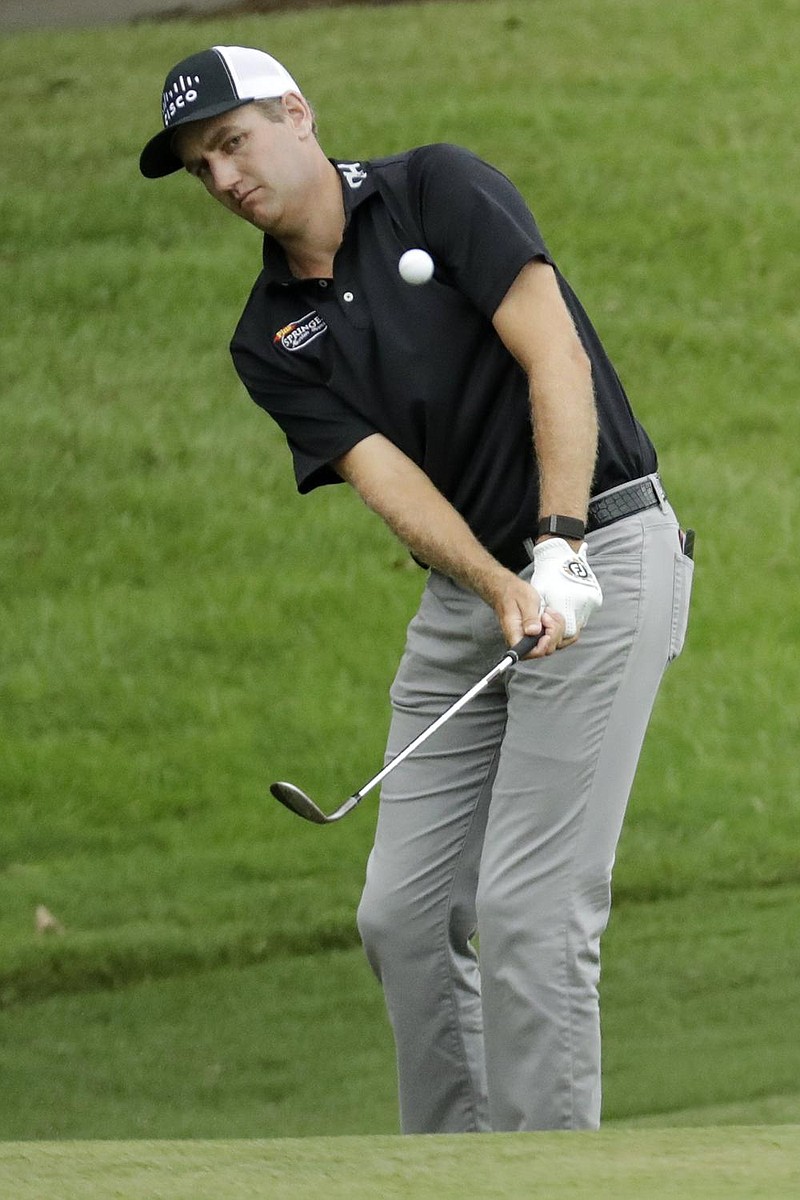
[398,248,434,286]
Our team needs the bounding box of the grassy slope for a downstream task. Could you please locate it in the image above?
[1,0,798,1137]
[0,888,798,1140]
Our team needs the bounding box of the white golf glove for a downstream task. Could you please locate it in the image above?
[531,538,603,638]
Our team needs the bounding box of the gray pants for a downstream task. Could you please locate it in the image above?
[357,484,693,1133]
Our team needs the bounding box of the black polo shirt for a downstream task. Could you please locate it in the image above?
[230,143,657,565]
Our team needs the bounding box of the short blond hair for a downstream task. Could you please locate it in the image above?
[253,96,317,137]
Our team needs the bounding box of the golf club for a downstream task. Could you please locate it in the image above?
[270,631,541,825]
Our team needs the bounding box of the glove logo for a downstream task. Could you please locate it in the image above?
[565,559,591,581]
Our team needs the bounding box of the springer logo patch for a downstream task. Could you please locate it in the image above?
[273,311,328,352]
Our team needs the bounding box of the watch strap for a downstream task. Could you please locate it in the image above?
[536,514,587,540]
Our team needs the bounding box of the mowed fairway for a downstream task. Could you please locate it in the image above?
[1,0,799,1178]
[2,1128,800,1199]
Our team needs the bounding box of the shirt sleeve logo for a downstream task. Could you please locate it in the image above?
[273,311,328,352]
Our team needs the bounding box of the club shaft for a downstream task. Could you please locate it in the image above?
[352,649,518,803]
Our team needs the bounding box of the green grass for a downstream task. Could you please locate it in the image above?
[1,0,799,1141]
[2,1128,800,1200]
[0,887,797,1140]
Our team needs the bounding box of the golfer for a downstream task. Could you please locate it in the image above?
[140,46,694,1133]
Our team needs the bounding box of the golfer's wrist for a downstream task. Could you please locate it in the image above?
[536,513,587,542]
[535,534,583,552]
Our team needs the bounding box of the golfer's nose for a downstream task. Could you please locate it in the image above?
[209,154,241,194]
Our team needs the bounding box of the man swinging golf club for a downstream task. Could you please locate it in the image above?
[140,45,694,1134]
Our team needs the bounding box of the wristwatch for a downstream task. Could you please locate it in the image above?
[536,514,587,540]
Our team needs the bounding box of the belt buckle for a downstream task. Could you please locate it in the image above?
[650,474,668,508]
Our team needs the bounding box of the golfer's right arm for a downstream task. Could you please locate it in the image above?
[333,434,564,657]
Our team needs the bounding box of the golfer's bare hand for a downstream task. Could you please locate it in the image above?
[491,574,568,658]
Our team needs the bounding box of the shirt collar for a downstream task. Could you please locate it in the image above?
[261,158,377,283]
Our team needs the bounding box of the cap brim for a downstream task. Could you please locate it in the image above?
[139,97,254,179]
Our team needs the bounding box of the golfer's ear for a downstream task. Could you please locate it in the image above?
[282,91,314,133]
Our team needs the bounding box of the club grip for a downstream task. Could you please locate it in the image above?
[508,632,542,661]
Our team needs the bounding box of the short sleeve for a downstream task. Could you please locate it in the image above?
[232,329,375,493]
[409,144,554,318]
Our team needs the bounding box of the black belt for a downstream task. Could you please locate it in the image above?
[495,476,665,573]
[587,476,663,532]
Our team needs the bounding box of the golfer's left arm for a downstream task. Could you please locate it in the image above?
[494,259,597,533]
[493,258,603,640]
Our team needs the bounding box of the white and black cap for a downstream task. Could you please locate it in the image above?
[139,45,302,179]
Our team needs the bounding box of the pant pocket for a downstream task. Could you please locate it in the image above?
[669,551,694,661]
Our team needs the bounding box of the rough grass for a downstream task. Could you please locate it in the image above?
[0,887,797,1140]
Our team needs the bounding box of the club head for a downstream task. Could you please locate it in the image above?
[270,781,330,824]
[270,781,366,825]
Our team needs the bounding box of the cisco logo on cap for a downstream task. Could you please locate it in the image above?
[162,73,202,125]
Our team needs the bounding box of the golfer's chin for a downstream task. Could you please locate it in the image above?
[242,208,277,234]
[237,189,278,232]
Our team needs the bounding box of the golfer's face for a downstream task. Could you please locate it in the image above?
[175,100,309,232]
